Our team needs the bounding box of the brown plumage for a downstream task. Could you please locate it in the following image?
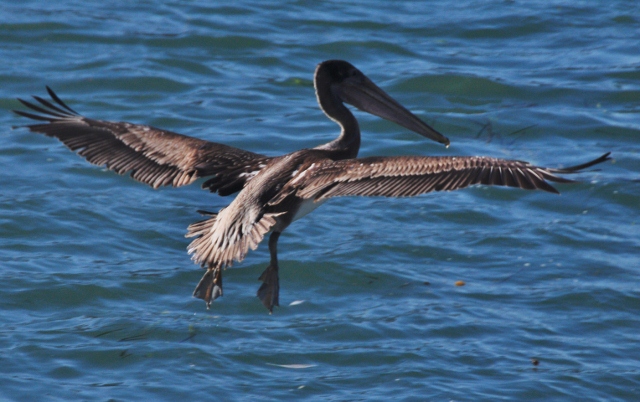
[273,154,611,202]
[14,60,610,313]
[14,87,269,194]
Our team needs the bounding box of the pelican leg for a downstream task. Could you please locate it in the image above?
[257,231,281,313]
[193,266,223,309]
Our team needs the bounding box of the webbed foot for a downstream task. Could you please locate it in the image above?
[193,267,223,309]
[257,264,279,313]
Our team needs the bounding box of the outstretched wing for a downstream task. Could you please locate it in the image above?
[273,153,611,202]
[14,87,270,194]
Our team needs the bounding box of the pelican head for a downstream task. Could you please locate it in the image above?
[314,59,450,147]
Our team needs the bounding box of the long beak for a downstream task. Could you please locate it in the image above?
[339,76,450,147]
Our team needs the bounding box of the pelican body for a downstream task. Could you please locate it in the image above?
[14,60,610,312]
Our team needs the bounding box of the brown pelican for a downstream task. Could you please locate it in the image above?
[14,60,610,312]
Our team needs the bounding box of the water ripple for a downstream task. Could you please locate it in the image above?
[1,0,638,400]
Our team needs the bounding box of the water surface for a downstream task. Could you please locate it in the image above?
[1,1,639,400]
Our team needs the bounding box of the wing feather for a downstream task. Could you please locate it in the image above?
[14,88,270,193]
[279,153,610,202]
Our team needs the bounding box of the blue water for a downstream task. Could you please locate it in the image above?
[1,1,639,400]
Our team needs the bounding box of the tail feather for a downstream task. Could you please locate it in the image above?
[186,211,218,240]
[185,210,282,269]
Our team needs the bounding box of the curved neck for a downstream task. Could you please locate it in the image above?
[314,79,361,159]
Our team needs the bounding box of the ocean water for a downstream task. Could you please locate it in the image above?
[1,0,639,400]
